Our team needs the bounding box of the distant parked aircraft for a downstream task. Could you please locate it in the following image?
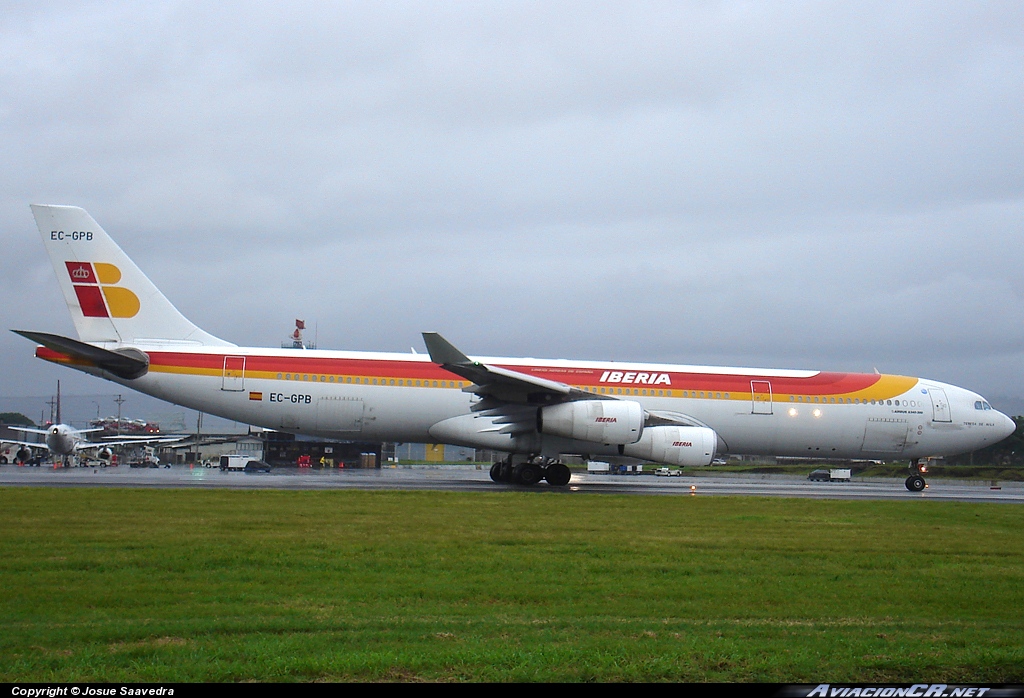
[3,381,180,466]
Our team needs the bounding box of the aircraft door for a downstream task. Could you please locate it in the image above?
[751,380,773,415]
[316,396,364,434]
[222,356,245,391]
[862,417,909,453]
[928,388,952,423]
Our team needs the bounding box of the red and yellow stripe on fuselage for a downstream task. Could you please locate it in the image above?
[36,346,918,404]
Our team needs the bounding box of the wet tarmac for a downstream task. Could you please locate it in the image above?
[1,463,1022,503]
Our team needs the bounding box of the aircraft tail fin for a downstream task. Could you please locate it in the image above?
[29,205,233,347]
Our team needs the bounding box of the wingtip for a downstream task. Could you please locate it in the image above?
[421,331,470,365]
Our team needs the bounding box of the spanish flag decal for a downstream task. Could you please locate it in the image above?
[249,392,263,401]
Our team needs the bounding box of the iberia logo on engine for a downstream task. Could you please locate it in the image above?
[65,262,140,318]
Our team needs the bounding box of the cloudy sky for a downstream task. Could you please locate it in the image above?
[2,1,1023,419]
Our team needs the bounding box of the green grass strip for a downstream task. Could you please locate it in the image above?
[1,488,1022,682]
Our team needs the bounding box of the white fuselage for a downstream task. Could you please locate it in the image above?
[44,424,81,456]
[39,343,1016,461]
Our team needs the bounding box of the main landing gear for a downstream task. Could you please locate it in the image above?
[905,458,926,492]
[489,455,571,487]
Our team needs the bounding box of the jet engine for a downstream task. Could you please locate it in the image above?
[96,447,113,462]
[538,400,644,445]
[16,448,32,463]
[622,426,718,466]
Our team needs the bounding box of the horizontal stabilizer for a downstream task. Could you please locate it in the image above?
[10,425,103,435]
[12,330,149,380]
[7,426,50,436]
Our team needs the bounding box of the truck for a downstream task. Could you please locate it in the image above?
[220,454,258,471]
[808,468,852,482]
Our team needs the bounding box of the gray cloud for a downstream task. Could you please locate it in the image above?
[2,1,1022,412]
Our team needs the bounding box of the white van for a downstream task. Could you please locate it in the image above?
[220,454,257,471]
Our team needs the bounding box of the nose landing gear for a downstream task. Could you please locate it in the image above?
[905,459,927,492]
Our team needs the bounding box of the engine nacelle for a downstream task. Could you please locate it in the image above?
[16,448,33,463]
[622,426,718,466]
[539,400,644,445]
[96,447,113,462]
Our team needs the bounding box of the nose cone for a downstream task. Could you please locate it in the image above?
[998,412,1017,441]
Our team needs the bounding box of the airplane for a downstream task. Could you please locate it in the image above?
[2,379,183,466]
[12,205,1016,490]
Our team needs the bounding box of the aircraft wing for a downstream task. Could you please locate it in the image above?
[0,438,48,452]
[644,410,713,429]
[421,333,719,441]
[422,332,605,405]
[423,332,618,437]
[81,435,186,449]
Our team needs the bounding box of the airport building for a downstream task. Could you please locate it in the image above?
[156,427,492,469]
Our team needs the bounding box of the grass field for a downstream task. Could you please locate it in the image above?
[1,487,1022,682]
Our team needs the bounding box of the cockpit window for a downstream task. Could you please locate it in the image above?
[975,401,993,410]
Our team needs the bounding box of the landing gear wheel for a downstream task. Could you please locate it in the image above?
[490,462,503,482]
[545,463,571,486]
[514,462,542,486]
[905,475,926,492]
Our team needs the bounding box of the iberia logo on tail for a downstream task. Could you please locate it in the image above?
[65,262,140,318]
